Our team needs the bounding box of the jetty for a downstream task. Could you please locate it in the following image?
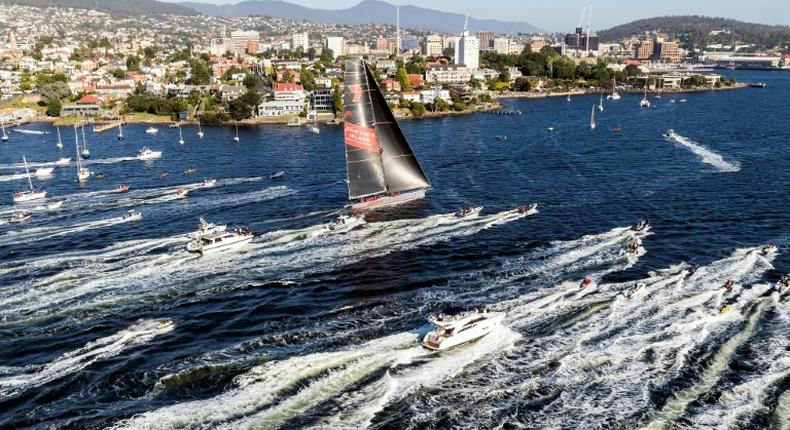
[93,120,124,133]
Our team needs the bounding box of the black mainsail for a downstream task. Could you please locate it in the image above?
[343,59,430,202]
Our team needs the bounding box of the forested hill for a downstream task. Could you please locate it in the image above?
[599,16,790,50]
[0,0,198,16]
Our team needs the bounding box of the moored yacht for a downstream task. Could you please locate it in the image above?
[607,78,621,100]
[640,86,651,108]
[146,127,159,134]
[137,146,162,160]
[421,309,505,351]
[187,227,253,254]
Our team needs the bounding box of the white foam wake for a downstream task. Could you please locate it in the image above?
[667,133,740,172]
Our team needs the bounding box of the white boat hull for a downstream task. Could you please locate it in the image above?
[137,151,162,160]
[13,191,47,203]
[35,168,55,177]
[351,189,427,211]
[421,312,505,351]
[188,234,252,254]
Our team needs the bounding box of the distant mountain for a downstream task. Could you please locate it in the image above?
[599,16,790,50]
[0,0,197,16]
[179,0,543,34]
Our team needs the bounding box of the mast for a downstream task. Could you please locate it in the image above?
[74,126,82,172]
[590,105,596,129]
[81,125,88,151]
[56,126,62,145]
[23,155,33,191]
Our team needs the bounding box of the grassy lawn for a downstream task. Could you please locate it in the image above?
[123,112,174,123]
[0,96,45,112]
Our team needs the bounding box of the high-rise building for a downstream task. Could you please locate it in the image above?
[635,39,654,60]
[455,17,479,70]
[493,37,509,55]
[423,35,443,57]
[477,32,495,50]
[291,33,309,52]
[564,27,599,52]
[230,30,260,54]
[326,36,345,59]
[376,37,390,52]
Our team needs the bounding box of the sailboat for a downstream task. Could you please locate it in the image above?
[309,115,320,134]
[343,59,431,211]
[117,122,124,141]
[598,93,604,112]
[178,124,185,145]
[590,105,596,130]
[1,122,8,142]
[12,155,47,202]
[640,85,651,108]
[81,125,90,158]
[607,78,621,100]
[55,126,63,148]
[197,120,204,138]
[74,126,90,182]
[233,124,240,142]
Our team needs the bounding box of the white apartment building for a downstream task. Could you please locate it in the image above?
[455,26,479,70]
[425,64,471,84]
[423,35,443,57]
[230,30,259,53]
[292,33,309,51]
[326,37,345,59]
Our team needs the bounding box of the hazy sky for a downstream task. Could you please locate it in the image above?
[168,0,789,32]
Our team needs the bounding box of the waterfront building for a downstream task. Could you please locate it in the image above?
[426,64,471,84]
[274,82,306,102]
[419,88,451,104]
[257,100,303,117]
[310,88,334,111]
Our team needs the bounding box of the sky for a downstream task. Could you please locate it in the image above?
[168,0,789,32]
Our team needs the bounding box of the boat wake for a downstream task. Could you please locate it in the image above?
[666,133,740,172]
[0,172,27,182]
[0,319,173,399]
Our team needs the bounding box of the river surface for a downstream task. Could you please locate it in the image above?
[0,70,788,429]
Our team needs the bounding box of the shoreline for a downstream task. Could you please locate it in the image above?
[493,83,749,99]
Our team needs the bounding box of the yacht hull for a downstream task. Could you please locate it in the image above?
[351,189,426,211]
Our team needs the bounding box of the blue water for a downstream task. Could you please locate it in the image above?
[0,70,787,429]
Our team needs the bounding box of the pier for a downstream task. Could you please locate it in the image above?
[93,120,124,133]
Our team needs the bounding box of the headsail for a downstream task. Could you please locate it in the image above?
[343,59,430,200]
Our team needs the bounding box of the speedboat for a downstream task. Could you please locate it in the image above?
[35,167,54,177]
[9,211,32,223]
[631,219,649,232]
[625,241,645,258]
[115,184,130,193]
[421,309,505,351]
[775,274,790,297]
[188,217,227,239]
[202,179,217,187]
[623,282,646,299]
[13,190,47,203]
[145,127,159,134]
[47,200,63,210]
[187,227,253,254]
[121,209,142,222]
[518,203,538,214]
[664,129,676,139]
[456,206,483,218]
[327,214,365,232]
[185,168,197,174]
[270,171,285,179]
[55,157,71,166]
[722,279,734,291]
[174,188,188,199]
[760,244,778,255]
[579,277,595,289]
[137,147,162,160]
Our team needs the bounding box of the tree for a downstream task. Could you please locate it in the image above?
[320,48,334,65]
[112,69,126,79]
[243,74,260,89]
[332,82,343,116]
[451,101,466,111]
[300,67,315,91]
[187,61,211,85]
[396,66,412,91]
[434,98,450,111]
[46,98,62,117]
[409,102,425,117]
[406,54,426,75]
[143,47,157,59]
[126,55,141,72]
[513,77,531,92]
[624,64,641,77]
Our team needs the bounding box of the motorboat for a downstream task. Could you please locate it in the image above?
[625,241,645,258]
[201,179,217,187]
[35,167,55,177]
[145,127,159,134]
[121,209,142,222]
[9,211,32,223]
[185,168,197,174]
[137,146,162,160]
[270,171,285,179]
[456,206,483,218]
[421,309,505,351]
[13,155,47,202]
[174,188,188,199]
[115,184,130,193]
[47,200,63,210]
[548,126,555,132]
[664,129,676,139]
[187,227,253,254]
[188,217,227,239]
[579,277,595,289]
[760,244,778,255]
[775,274,790,297]
[631,219,649,232]
[55,157,71,166]
[327,214,365,232]
[518,203,538,214]
[623,282,646,299]
[722,279,734,291]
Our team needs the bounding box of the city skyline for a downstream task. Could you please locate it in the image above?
[164,0,790,32]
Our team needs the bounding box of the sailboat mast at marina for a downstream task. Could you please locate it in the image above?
[343,58,431,210]
[56,126,63,148]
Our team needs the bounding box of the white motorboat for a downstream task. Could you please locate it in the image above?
[174,188,188,199]
[270,171,285,179]
[517,203,539,215]
[421,309,505,351]
[35,167,55,177]
[548,125,555,132]
[55,157,71,166]
[456,206,483,218]
[146,127,159,134]
[309,125,320,134]
[775,274,790,297]
[623,282,646,299]
[13,155,47,203]
[187,227,253,254]
[631,219,649,232]
[760,243,778,255]
[202,179,217,187]
[47,200,63,210]
[121,209,142,222]
[664,129,676,139]
[137,146,162,160]
[188,217,227,239]
[625,241,646,258]
[327,214,365,232]
[9,211,32,223]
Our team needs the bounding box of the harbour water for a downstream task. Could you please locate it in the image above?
[0,70,788,429]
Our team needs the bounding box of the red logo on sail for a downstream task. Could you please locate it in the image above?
[347,84,363,103]
[345,123,379,153]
